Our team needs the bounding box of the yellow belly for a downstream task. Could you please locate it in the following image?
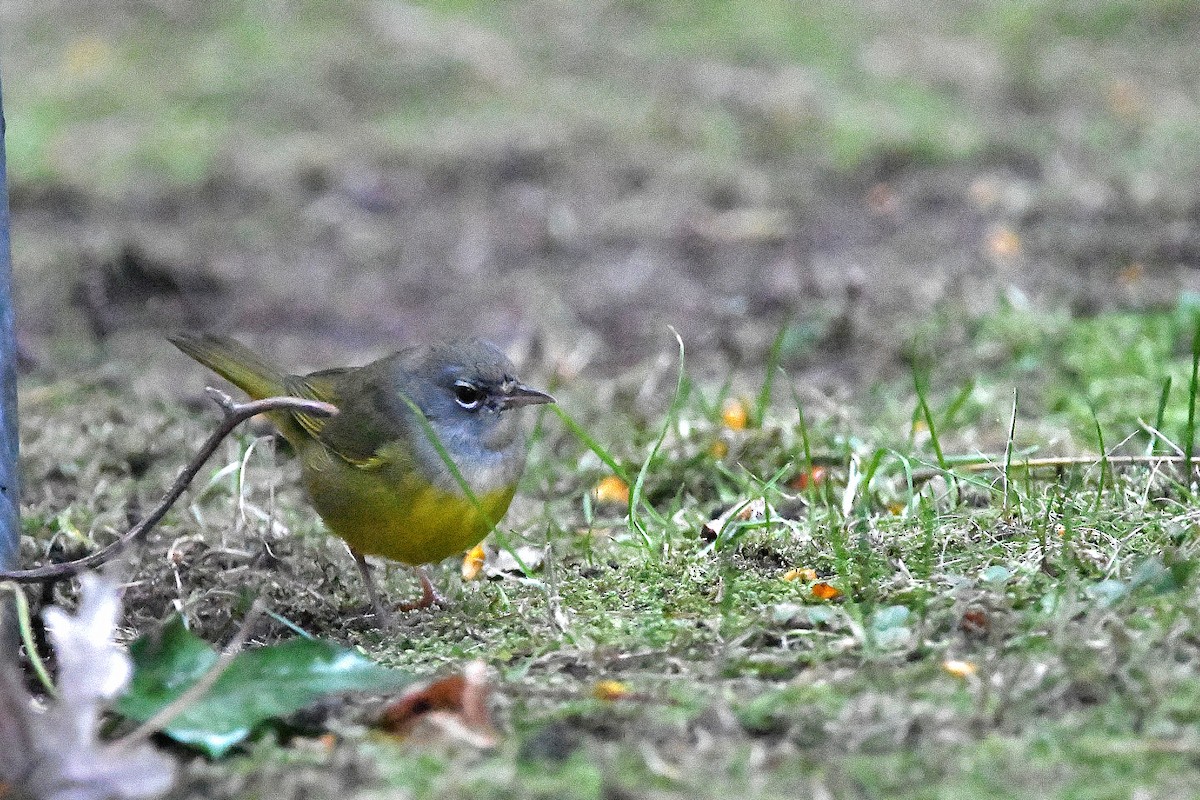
[298,448,517,565]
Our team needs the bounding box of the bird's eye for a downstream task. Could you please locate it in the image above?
[453,380,485,410]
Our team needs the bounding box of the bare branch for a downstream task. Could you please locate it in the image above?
[0,391,337,584]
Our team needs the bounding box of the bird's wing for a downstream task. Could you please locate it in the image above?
[280,370,381,469]
[282,369,344,438]
[285,368,401,470]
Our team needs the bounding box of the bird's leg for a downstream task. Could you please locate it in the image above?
[348,546,392,627]
[398,567,445,611]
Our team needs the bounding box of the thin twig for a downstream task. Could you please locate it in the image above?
[0,390,338,583]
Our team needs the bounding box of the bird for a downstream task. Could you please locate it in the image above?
[169,333,554,622]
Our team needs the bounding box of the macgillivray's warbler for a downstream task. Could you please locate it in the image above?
[170,333,554,622]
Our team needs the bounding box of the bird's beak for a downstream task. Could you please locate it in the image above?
[501,383,555,409]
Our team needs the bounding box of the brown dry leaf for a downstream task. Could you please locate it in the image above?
[721,398,750,431]
[1118,262,1146,285]
[968,177,1001,209]
[782,568,818,583]
[592,475,630,505]
[461,543,487,581]
[811,582,843,601]
[942,659,978,679]
[592,680,632,702]
[986,227,1021,257]
[788,466,826,491]
[960,608,990,636]
[63,37,114,77]
[376,661,497,748]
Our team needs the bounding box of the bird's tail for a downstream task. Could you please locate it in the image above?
[168,333,288,400]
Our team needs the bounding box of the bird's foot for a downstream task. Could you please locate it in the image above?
[397,568,445,612]
[349,547,395,627]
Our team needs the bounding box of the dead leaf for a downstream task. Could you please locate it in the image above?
[0,574,175,800]
[986,227,1021,257]
[787,466,826,491]
[811,582,843,601]
[690,208,790,244]
[1106,79,1144,118]
[721,398,749,431]
[942,659,978,679]
[483,545,545,579]
[959,608,990,637]
[782,568,818,583]
[866,182,897,215]
[461,543,486,582]
[592,475,630,505]
[1118,262,1145,285]
[376,661,497,748]
[63,37,114,77]
[592,680,631,702]
[968,178,1001,209]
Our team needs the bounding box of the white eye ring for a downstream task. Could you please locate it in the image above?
[453,380,485,410]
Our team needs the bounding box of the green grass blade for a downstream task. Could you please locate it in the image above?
[397,392,536,575]
[1150,375,1171,455]
[1091,403,1109,512]
[913,368,947,472]
[795,395,813,474]
[941,378,975,430]
[754,322,789,426]
[397,392,490,525]
[1003,388,1018,513]
[885,449,916,508]
[0,581,57,697]
[549,404,631,483]
[629,329,687,547]
[913,365,955,508]
[1186,319,1200,485]
[785,374,820,504]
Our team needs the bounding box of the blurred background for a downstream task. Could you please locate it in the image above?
[2,0,1199,391]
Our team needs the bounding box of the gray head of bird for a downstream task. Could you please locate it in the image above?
[392,338,554,457]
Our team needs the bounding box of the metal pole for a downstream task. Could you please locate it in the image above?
[0,75,20,572]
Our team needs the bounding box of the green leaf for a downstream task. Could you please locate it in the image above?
[119,616,220,719]
[118,615,414,757]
